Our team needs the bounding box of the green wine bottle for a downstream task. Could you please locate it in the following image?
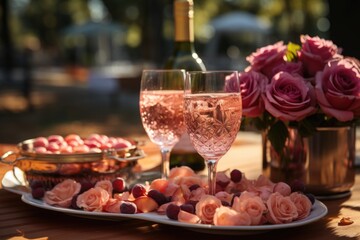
[164,0,206,172]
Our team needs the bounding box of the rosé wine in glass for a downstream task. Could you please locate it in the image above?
[140,90,185,147]
[139,70,186,179]
[184,71,242,195]
[184,93,242,158]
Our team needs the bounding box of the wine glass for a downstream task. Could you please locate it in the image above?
[184,71,242,195]
[139,69,187,179]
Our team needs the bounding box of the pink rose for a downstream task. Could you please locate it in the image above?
[271,61,304,77]
[299,35,342,76]
[215,191,233,205]
[172,176,205,189]
[103,198,122,213]
[246,41,287,79]
[266,192,298,224]
[95,180,113,196]
[225,72,241,93]
[239,71,268,117]
[195,195,222,224]
[315,58,360,121]
[273,182,291,196]
[247,174,275,201]
[44,179,81,208]
[214,206,251,226]
[76,187,110,212]
[263,71,317,121]
[232,191,266,225]
[169,166,197,179]
[289,192,312,220]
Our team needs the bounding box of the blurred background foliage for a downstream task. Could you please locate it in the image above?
[0,0,359,143]
[2,0,359,72]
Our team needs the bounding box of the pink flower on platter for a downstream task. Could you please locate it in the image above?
[263,71,317,121]
[76,187,110,212]
[273,182,292,196]
[214,206,251,226]
[246,174,275,201]
[266,192,298,224]
[246,41,287,79]
[103,198,122,213]
[239,71,268,117]
[172,176,205,189]
[195,195,222,224]
[299,35,342,76]
[289,192,312,220]
[95,180,113,196]
[232,191,267,225]
[215,191,233,205]
[315,58,360,121]
[169,166,197,179]
[43,179,81,208]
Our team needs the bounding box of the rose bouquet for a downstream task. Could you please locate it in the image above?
[231,35,360,157]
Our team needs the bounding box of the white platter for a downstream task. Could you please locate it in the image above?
[21,193,328,235]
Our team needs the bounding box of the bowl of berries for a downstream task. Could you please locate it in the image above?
[0,133,145,190]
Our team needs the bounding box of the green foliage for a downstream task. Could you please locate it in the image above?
[267,120,288,154]
[285,42,301,62]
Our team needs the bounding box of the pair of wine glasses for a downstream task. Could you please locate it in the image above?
[139,70,242,195]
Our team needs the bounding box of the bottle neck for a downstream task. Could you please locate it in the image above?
[173,41,195,53]
[174,0,194,44]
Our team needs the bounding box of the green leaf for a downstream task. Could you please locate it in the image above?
[286,42,301,62]
[297,118,316,138]
[267,120,289,154]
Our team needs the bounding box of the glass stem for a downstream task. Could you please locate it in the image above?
[207,159,218,195]
[160,148,171,179]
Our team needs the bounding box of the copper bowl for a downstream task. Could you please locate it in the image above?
[1,138,145,189]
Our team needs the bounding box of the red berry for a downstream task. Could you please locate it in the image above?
[112,177,126,193]
[305,193,315,205]
[80,180,94,193]
[131,184,147,198]
[180,204,195,214]
[71,195,80,209]
[120,202,137,214]
[147,189,167,205]
[230,169,242,183]
[166,203,180,220]
[291,179,305,192]
[32,187,45,199]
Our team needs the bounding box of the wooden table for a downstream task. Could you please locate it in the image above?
[1,133,359,240]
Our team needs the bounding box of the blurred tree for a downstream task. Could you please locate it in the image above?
[0,0,14,83]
